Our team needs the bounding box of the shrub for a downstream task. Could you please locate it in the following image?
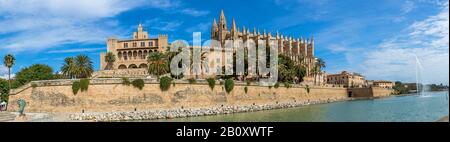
[224,79,234,94]
[244,86,248,94]
[173,82,176,87]
[72,81,80,95]
[122,77,131,86]
[188,78,196,84]
[274,82,280,89]
[246,80,251,86]
[305,85,310,94]
[80,79,90,92]
[269,85,273,89]
[0,79,10,103]
[132,79,145,90]
[160,76,172,91]
[283,81,291,89]
[31,83,38,88]
[207,78,215,90]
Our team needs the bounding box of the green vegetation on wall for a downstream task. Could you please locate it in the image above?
[132,79,145,90]
[284,81,291,89]
[122,77,131,86]
[72,81,80,95]
[159,76,172,91]
[80,79,90,92]
[207,78,215,90]
[72,79,89,95]
[274,82,280,89]
[224,79,234,94]
[305,85,310,94]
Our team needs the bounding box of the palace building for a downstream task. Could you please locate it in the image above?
[99,23,168,70]
[210,10,317,76]
[327,71,368,88]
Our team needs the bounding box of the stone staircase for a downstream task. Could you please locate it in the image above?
[0,112,16,122]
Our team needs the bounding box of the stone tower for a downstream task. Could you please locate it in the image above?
[211,18,218,39]
[218,10,228,45]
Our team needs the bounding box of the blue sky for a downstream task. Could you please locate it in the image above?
[0,0,448,85]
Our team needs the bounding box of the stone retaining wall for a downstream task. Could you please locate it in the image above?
[8,79,350,114]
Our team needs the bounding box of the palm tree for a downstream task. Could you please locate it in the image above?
[75,55,94,78]
[104,52,116,70]
[311,65,319,85]
[316,58,326,71]
[61,57,77,79]
[3,54,15,89]
[147,52,169,78]
[313,58,326,85]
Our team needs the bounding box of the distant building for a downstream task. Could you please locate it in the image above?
[370,80,395,89]
[327,71,367,88]
[99,23,169,70]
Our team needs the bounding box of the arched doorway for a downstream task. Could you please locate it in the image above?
[118,64,127,69]
[139,63,148,69]
[128,64,138,69]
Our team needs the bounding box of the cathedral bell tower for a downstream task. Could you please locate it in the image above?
[218,10,228,45]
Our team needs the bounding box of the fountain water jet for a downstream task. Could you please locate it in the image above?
[415,55,429,97]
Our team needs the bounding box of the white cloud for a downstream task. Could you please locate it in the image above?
[361,1,449,84]
[402,1,416,14]
[0,0,136,52]
[0,0,181,52]
[185,22,211,33]
[0,65,15,80]
[181,8,209,17]
[144,18,183,32]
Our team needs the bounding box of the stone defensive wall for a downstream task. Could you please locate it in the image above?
[348,87,393,98]
[7,78,357,114]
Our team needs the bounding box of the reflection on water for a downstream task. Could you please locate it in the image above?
[148,91,449,122]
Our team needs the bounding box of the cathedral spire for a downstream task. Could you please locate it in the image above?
[219,9,227,31]
[213,18,218,28]
[231,18,237,32]
[211,18,218,39]
[220,9,226,21]
[276,30,279,39]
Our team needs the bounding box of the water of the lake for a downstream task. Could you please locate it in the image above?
[148,91,449,122]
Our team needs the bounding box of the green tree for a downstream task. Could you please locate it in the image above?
[147,52,169,78]
[104,52,116,70]
[75,55,94,78]
[278,54,305,83]
[3,54,15,90]
[12,64,55,88]
[0,79,9,103]
[313,58,326,85]
[61,57,77,79]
